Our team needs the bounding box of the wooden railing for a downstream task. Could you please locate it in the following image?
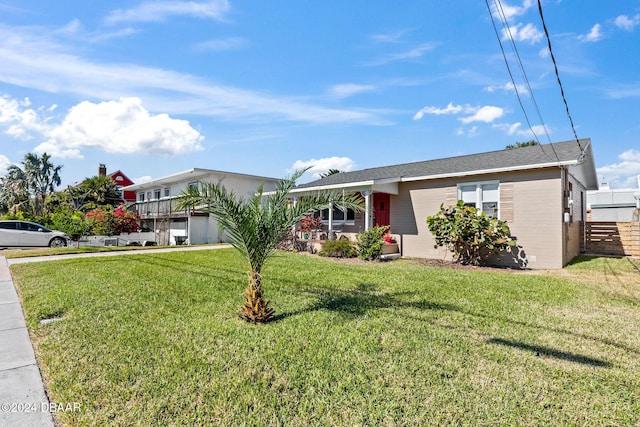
[585,222,640,257]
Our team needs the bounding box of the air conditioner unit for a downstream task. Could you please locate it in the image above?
[104,238,118,246]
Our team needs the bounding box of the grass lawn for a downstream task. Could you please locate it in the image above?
[11,250,640,426]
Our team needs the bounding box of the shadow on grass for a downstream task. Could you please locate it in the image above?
[273,282,634,364]
[488,337,612,368]
[274,283,458,322]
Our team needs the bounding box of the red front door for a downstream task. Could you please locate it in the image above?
[373,193,390,227]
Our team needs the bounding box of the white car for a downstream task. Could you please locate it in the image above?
[0,220,69,248]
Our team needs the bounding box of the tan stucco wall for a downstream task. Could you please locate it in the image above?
[389,168,570,269]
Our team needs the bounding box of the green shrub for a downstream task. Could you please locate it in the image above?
[426,200,516,266]
[319,238,357,258]
[356,225,389,261]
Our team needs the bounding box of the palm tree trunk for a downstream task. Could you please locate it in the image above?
[239,271,275,323]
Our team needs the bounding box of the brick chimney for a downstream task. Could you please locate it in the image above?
[98,164,107,177]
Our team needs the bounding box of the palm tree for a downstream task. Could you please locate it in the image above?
[0,167,29,214]
[177,169,364,323]
[22,153,63,215]
[320,168,342,178]
[76,175,122,209]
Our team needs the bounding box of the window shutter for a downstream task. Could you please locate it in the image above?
[444,186,457,206]
[500,183,514,222]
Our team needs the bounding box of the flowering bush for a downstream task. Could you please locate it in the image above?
[426,200,516,266]
[86,205,139,236]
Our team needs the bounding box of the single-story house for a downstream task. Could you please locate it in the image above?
[124,168,279,245]
[291,139,598,269]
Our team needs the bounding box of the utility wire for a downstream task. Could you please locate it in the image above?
[494,0,552,145]
[537,0,583,151]
[485,0,559,162]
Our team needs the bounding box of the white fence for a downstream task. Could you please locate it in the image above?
[77,232,159,247]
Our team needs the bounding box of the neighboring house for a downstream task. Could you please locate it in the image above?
[124,168,280,246]
[292,139,598,269]
[98,164,137,203]
[587,177,640,222]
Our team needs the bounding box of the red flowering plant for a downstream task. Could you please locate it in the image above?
[383,229,396,244]
[299,213,323,239]
[86,204,140,236]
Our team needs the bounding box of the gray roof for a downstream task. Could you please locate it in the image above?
[297,139,595,189]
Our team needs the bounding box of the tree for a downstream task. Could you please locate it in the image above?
[320,168,342,178]
[3,153,63,216]
[506,140,539,150]
[25,153,63,215]
[72,175,122,210]
[85,205,140,236]
[0,166,30,214]
[177,170,364,323]
[426,201,516,266]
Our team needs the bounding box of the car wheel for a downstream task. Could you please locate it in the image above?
[49,237,67,248]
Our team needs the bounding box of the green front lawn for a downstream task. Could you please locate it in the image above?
[11,250,640,426]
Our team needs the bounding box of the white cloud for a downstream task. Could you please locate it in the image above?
[579,24,603,42]
[493,122,549,137]
[0,95,51,140]
[413,102,463,120]
[35,97,204,159]
[0,154,11,176]
[192,37,249,52]
[596,149,640,189]
[502,23,543,44]
[367,43,436,66]
[133,175,153,184]
[330,83,377,99]
[290,157,356,179]
[485,82,528,95]
[105,0,230,25]
[370,29,412,44]
[414,103,504,124]
[493,0,534,20]
[460,106,504,124]
[0,24,386,126]
[614,14,640,31]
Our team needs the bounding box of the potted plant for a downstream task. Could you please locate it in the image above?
[299,213,323,240]
[381,230,399,254]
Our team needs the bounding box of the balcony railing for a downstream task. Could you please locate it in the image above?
[130,198,189,219]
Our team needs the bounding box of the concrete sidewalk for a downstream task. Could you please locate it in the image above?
[0,256,54,426]
[6,243,231,265]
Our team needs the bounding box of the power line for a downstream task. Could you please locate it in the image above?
[485,0,560,163]
[536,0,583,151]
[494,0,552,145]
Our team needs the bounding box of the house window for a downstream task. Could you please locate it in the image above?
[458,181,499,217]
[138,192,146,202]
[316,207,355,224]
[188,182,198,191]
[153,189,161,200]
[163,187,170,198]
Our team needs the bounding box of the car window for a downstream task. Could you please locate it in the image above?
[0,222,17,230]
[19,222,51,232]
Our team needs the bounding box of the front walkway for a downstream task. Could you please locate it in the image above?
[0,256,54,426]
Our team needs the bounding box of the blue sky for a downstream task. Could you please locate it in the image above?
[0,0,639,189]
